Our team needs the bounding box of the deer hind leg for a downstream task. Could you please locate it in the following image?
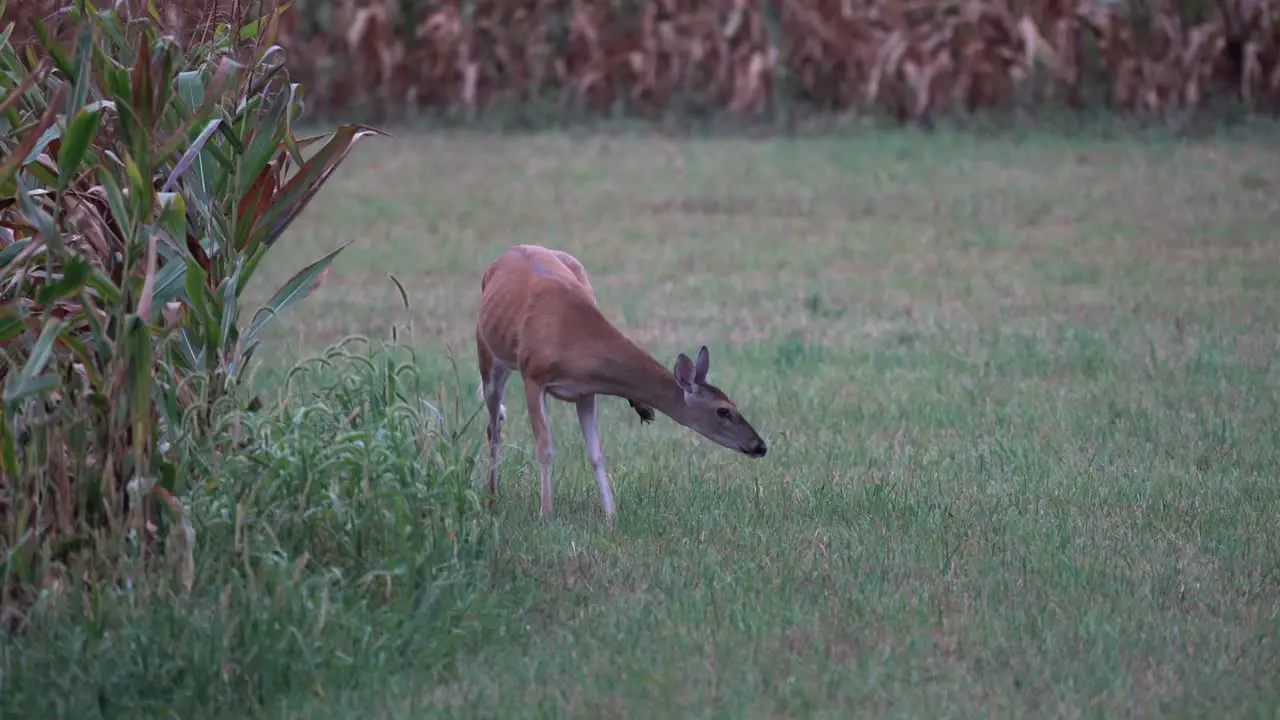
[524,380,556,520]
[576,394,617,528]
[477,338,506,428]
[477,337,510,501]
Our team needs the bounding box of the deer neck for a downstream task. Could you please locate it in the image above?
[596,338,690,421]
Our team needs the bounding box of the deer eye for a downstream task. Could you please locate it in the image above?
[716,407,731,419]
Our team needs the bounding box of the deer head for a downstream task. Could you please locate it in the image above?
[672,345,767,458]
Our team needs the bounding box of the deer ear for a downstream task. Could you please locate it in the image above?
[673,353,697,393]
[694,345,710,384]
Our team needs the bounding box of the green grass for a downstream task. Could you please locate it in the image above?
[9,127,1280,717]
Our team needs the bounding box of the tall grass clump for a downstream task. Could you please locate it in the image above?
[1,325,505,716]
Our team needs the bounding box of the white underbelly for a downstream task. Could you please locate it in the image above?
[544,381,590,403]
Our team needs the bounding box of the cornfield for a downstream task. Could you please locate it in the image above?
[1,0,380,627]
[6,0,1280,121]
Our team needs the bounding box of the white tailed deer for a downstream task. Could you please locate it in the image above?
[476,244,767,527]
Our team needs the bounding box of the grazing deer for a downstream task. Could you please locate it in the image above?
[476,244,768,527]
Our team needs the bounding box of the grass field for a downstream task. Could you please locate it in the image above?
[231,127,1280,717]
[11,126,1278,718]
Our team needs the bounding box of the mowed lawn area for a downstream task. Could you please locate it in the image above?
[248,129,1280,717]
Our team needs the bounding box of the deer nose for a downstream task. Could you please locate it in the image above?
[748,440,767,458]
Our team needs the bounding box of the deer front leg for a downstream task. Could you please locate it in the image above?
[577,394,617,529]
[524,380,555,520]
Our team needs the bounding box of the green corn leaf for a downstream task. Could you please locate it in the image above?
[57,106,104,189]
[162,65,237,195]
[183,258,211,323]
[36,253,92,306]
[30,20,75,80]
[174,327,203,370]
[0,238,31,271]
[22,160,59,191]
[123,314,153,473]
[201,136,236,199]
[135,232,159,323]
[82,98,116,115]
[97,162,133,244]
[130,33,154,132]
[185,260,221,358]
[234,339,260,379]
[243,239,353,347]
[20,45,42,95]
[102,65,136,146]
[151,255,187,311]
[215,108,245,157]
[247,48,287,101]
[217,273,239,358]
[16,176,61,256]
[281,85,307,167]
[123,152,152,235]
[235,91,289,198]
[0,83,64,192]
[160,117,219,194]
[154,362,182,430]
[52,331,101,391]
[77,287,112,367]
[0,315,24,342]
[0,57,50,119]
[157,192,187,244]
[5,375,57,407]
[201,56,244,115]
[235,241,269,296]
[0,409,17,480]
[4,318,65,407]
[68,15,96,118]
[175,69,204,109]
[0,0,12,48]
[93,4,129,59]
[149,40,175,128]
[22,123,64,168]
[85,267,123,305]
[238,2,293,41]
